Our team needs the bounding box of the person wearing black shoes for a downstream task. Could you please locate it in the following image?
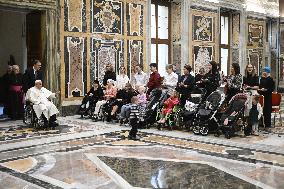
[128,96,140,140]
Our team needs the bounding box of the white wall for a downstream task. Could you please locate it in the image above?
[0,10,27,76]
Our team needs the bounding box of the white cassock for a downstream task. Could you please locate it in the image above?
[27,87,59,120]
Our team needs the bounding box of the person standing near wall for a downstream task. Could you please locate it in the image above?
[23,60,43,93]
[258,67,275,130]
[1,65,13,116]
[146,63,162,95]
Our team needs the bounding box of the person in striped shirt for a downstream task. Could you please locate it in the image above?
[128,96,140,140]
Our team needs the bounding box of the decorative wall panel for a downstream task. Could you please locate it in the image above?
[90,38,124,84]
[247,49,263,75]
[64,0,87,32]
[190,8,218,73]
[232,13,240,47]
[193,15,213,42]
[172,2,181,42]
[193,46,213,73]
[126,3,143,36]
[173,44,181,74]
[64,36,87,98]
[127,40,143,77]
[91,0,123,34]
[247,23,264,48]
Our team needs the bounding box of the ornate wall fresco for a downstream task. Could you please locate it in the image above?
[247,18,266,75]
[193,15,213,42]
[247,48,263,75]
[91,0,123,34]
[127,40,143,78]
[171,2,181,73]
[247,23,264,48]
[190,8,218,73]
[126,3,144,36]
[193,46,213,73]
[61,0,146,101]
[64,36,87,98]
[64,0,87,32]
[90,38,124,84]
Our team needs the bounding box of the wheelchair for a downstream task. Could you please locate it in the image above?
[23,101,45,128]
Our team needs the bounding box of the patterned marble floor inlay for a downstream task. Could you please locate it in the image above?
[0,116,284,189]
[98,156,258,189]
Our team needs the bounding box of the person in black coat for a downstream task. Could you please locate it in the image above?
[111,83,137,120]
[103,64,116,87]
[23,60,43,93]
[78,80,104,116]
[258,67,275,129]
[176,65,195,105]
[195,67,206,89]
[8,65,24,119]
[1,65,13,116]
[200,61,220,98]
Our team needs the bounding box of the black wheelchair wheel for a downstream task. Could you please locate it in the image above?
[192,125,200,135]
[23,105,33,125]
[199,126,209,136]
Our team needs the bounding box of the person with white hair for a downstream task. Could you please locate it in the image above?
[8,65,24,119]
[92,79,117,120]
[27,80,59,128]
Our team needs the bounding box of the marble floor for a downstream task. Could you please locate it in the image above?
[0,116,284,189]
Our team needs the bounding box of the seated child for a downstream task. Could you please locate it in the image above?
[157,90,179,124]
[247,95,262,135]
[128,96,140,140]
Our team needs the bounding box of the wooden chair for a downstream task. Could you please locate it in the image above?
[272,92,283,127]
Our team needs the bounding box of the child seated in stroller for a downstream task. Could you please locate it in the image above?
[78,80,104,117]
[157,89,179,124]
[119,86,147,125]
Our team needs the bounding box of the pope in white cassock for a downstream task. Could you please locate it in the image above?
[27,80,59,127]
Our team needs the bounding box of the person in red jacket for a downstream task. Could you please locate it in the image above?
[147,63,161,95]
[157,89,180,124]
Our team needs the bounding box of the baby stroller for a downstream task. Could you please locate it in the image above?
[141,89,168,128]
[215,93,249,139]
[192,90,225,135]
[175,87,207,130]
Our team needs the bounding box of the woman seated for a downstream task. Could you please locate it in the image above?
[157,89,179,124]
[93,79,117,120]
[111,83,137,121]
[78,80,104,117]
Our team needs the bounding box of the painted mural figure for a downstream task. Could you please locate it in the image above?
[194,47,211,74]
[194,16,212,41]
[94,1,121,33]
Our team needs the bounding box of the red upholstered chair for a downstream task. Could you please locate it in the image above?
[272,92,283,127]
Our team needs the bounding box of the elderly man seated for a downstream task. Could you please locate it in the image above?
[27,80,59,128]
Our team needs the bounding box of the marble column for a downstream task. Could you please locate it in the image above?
[181,0,191,67]
[239,8,247,75]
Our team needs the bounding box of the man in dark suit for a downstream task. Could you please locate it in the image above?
[23,60,43,93]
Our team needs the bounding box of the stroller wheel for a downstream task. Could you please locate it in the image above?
[199,126,209,136]
[214,130,221,137]
[225,131,231,139]
[192,125,200,135]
